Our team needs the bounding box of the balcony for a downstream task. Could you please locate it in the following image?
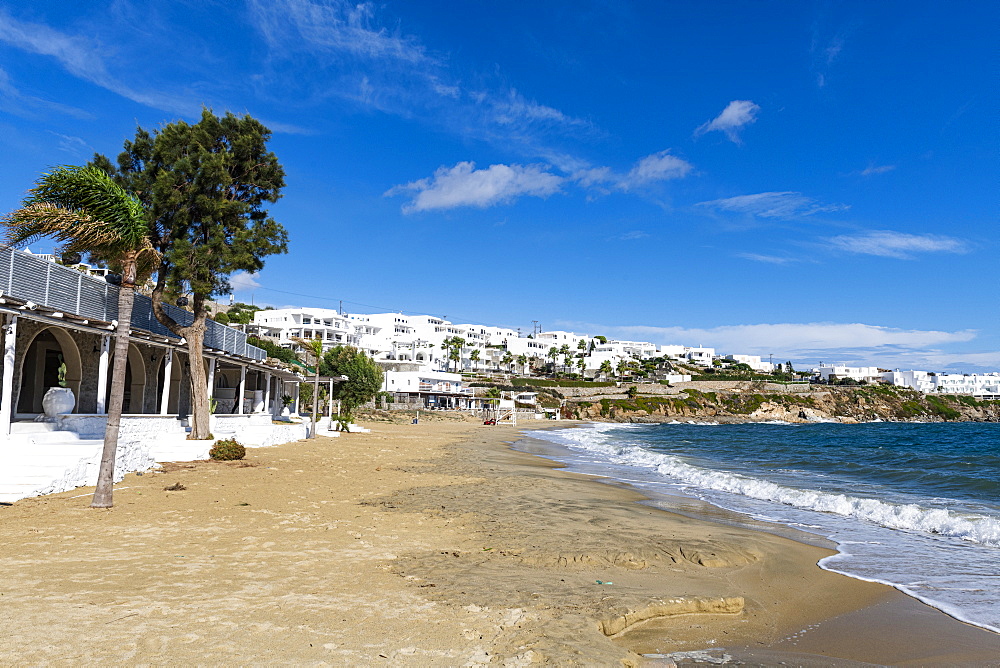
[0,246,264,361]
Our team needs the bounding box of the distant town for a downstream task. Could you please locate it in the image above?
[220,298,1000,402]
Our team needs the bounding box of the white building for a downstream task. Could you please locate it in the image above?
[883,370,1000,398]
[251,307,359,351]
[659,345,716,366]
[382,370,476,409]
[0,246,307,503]
[816,365,883,383]
[724,354,776,373]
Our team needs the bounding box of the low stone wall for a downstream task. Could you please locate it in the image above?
[669,380,813,393]
[212,413,308,447]
[1,413,310,503]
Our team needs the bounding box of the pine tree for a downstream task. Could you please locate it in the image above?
[92,109,287,439]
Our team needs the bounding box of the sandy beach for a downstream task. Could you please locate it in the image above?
[1,416,998,665]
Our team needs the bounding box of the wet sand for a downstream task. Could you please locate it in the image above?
[0,416,997,665]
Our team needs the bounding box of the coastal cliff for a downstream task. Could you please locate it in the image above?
[553,383,1000,423]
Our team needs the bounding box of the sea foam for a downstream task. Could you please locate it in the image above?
[542,424,1000,548]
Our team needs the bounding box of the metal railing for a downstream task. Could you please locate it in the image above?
[0,246,264,361]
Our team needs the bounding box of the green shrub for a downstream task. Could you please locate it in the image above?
[210,438,246,461]
[925,396,961,420]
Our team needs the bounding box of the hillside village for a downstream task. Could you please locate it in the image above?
[3,245,998,505]
[218,301,1000,406]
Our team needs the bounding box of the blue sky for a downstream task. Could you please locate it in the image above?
[1,1,996,371]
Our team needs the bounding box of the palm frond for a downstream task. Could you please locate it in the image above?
[17,165,148,248]
[3,203,124,249]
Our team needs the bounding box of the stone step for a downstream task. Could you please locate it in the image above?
[6,433,100,446]
[0,441,102,453]
[10,421,68,434]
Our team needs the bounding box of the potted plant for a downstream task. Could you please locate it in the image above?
[42,356,75,419]
[281,393,293,418]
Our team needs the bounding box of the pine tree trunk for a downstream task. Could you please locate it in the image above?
[151,285,212,440]
[185,319,211,439]
[91,258,137,508]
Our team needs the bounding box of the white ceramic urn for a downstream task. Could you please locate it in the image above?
[42,387,75,418]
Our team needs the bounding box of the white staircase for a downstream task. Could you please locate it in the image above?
[145,418,209,461]
[0,422,106,503]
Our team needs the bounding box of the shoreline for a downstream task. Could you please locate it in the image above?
[439,421,1000,664]
[0,416,997,664]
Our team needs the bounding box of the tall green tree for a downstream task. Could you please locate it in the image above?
[2,165,158,508]
[470,349,480,372]
[92,110,287,439]
[320,345,384,413]
[227,302,266,324]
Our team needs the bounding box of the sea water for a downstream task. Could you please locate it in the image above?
[529,421,1000,633]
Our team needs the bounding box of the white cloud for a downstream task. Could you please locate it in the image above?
[618,231,650,241]
[488,89,589,128]
[248,0,431,64]
[697,191,849,218]
[824,230,968,259]
[824,36,844,65]
[624,150,694,186]
[246,0,591,148]
[860,163,895,176]
[812,31,847,88]
[0,8,193,114]
[0,66,92,119]
[389,149,693,213]
[47,131,92,156]
[610,322,975,353]
[229,272,263,291]
[694,100,760,143]
[557,320,980,369]
[572,150,694,193]
[737,253,798,264]
[386,161,564,213]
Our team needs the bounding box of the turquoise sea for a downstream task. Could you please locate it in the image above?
[530,421,1000,633]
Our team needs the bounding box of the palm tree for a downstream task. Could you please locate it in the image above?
[516,354,528,376]
[599,360,613,380]
[2,165,158,508]
[470,348,480,372]
[439,337,452,371]
[449,337,465,372]
[577,357,586,378]
[616,359,629,379]
[547,346,559,373]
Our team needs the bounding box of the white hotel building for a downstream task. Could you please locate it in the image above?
[882,370,1000,399]
[250,307,360,350]
[249,308,787,381]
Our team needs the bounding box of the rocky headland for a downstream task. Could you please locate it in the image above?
[543,381,1000,424]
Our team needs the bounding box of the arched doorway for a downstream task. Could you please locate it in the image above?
[105,343,147,413]
[17,328,83,414]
